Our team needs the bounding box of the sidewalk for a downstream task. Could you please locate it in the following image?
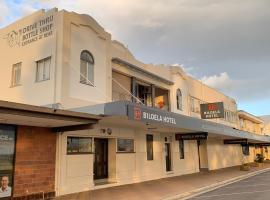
[56,163,270,200]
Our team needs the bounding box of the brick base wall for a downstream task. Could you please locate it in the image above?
[13,126,56,198]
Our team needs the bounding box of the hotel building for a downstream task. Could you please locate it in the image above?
[0,8,270,199]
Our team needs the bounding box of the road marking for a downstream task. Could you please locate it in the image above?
[192,189,270,199]
[236,179,270,183]
[224,183,270,188]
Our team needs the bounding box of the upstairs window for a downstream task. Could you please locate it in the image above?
[80,50,94,85]
[11,62,21,87]
[176,89,183,110]
[36,57,51,82]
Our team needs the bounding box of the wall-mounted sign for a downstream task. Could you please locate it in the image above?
[200,102,224,119]
[128,105,177,125]
[175,132,208,140]
[224,139,248,145]
[3,14,54,47]
[0,125,16,198]
[249,143,270,147]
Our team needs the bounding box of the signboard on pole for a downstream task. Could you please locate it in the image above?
[200,102,225,119]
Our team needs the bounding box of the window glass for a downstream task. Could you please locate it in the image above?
[117,139,134,152]
[80,60,87,83]
[67,137,92,154]
[11,63,21,87]
[179,139,185,159]
[80,50,94,85]
[0,125,16,198]
[78,138,92,153]
[176,89,182,110]
[36,57,51,82]
[44,58,51,80]
[146,134,153,160]
[242,145,250,156]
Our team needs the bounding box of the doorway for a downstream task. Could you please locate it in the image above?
[94,138,108,180]
[165,143,172,172]
[197,140,209,171]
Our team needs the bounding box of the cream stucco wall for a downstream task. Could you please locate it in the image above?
[56,121,199,196]
[207,138,243,170]
[0,9,60,106]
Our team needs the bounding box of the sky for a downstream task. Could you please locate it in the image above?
[1,0,270,116]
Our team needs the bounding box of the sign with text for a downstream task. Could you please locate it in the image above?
[128,105,177,125]
[200,102,224,119]
[0,125,16,199]
[224,139,248,145]
[175,132,208,140]
[3,14,54,48]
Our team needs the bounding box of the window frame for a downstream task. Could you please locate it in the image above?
[179,139,185,159]
[67,136,93,155]
[146,134,154,160]
[11,62,22,87]
[117,138,135,153]
[176,89,183,111]
[80,50,94,86]
[36,56,51,82]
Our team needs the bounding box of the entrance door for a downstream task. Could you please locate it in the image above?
[94,138,108,180]
[197,140,208,171]
[165,143,172,172]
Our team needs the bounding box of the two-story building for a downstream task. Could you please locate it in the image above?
[1,8,270,198]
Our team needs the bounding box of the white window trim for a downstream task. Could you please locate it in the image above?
[11,62,22,87]
[36,57,51,82]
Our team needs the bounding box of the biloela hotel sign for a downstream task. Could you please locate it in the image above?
[130,106,177,125]
[3,15,54,47]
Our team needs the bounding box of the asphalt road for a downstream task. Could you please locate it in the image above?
[189,170,270,200]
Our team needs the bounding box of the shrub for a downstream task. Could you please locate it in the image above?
[254,154,264,163]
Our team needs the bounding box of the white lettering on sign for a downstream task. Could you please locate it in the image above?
[203,110,221,119]
[142,112,176,125]
[3,15,54,47]
[0,135,13,141]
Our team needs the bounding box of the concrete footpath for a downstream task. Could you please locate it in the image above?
[56,163,270,200]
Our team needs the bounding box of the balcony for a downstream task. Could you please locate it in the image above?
[112,71,170,111]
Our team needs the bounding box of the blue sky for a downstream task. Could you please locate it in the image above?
[1,0,270,116]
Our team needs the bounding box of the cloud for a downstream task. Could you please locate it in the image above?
[1,0,270,114]
[0,1,8,24]
[21,4,38,16]
[201,72,233,91]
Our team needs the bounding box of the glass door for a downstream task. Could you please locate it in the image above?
[94,138,108,180]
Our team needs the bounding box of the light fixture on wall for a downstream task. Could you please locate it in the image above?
[100,128,112,135]
[107,128,112,135]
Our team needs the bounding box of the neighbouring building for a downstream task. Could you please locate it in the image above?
[1,8,270,199]
[0,100,100,199]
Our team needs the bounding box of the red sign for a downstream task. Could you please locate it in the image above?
[200,102,224,119]
[134,107,141,120]
[208,104,217,111]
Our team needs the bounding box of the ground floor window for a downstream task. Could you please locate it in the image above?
[242,145,250,156]
[67,137,92,154]
[179,139,185,159]
[0,125,16,198]
[117,139,134,153]
[146,134,154,160]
